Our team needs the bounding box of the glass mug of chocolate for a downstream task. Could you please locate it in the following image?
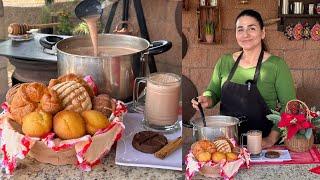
[133,72,181,132]
[241,130,262,157]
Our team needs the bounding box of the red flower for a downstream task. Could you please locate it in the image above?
[310,111,318,118]
[278,113,313,139]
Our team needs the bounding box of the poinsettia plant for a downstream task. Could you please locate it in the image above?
[267,101,320,143]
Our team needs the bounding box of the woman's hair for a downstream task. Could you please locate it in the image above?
[235,9,268,51]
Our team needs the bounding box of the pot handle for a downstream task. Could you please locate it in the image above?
[147,40,172,55]
[237,116,248,126]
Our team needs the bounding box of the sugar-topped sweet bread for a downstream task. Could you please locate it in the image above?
[213,137,233,153]
[48,73,94,98]
[51,81,92,113]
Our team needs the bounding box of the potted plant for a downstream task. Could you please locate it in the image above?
[56,11,73,35]
[266,99,320,152]
[204,21,215,43]
[40,4,54,34]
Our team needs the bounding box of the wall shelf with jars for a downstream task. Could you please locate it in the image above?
[197,0,222,44]
[278,0,320,32]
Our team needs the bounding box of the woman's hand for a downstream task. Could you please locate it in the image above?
[262,130,280,149]
[191,96,213,111]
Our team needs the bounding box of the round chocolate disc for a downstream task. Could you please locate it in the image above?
[265,151,280,159]
[132,131,168,154]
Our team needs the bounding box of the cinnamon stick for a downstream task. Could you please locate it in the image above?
[154,136,182,159]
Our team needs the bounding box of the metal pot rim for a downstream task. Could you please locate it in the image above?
[56,33,150,59]
[191,115,240,128]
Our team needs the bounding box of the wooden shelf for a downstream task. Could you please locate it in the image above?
[199,5,218,8]
[279,14,320,18]
[197,0,222,44]
[278,0,320,31]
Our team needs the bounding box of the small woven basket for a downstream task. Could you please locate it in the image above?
[284,99,314,152]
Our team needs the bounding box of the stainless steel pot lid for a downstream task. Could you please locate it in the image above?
[191,115,240,127]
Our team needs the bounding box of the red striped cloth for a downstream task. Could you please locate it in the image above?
[251,145,320,165]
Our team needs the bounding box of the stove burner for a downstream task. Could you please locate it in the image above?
[39,35,63,49]
[39,35,63,55]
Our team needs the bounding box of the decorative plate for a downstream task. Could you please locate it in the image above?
[293,23,303,40]
[284,24,294,40]
[8,33,34,41]
[302,23,311,40]
[311,23,320,41]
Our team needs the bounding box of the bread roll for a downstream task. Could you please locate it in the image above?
[40,88,62,114]
[48,73,94,98]
[92,94,115,117]
[22,111,52,138]
[51,81,92,113]
[213,138,233,153]
[53,110,86,140]
[81,110,110,135]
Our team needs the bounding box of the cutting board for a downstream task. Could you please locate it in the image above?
[115,113,182,171]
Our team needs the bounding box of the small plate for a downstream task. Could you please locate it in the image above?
[115,113,182,171]
[8,33,34,41]
[250,150,292,162]
[311,23,320,41]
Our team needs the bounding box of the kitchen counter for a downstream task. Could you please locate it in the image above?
[183,127,320,179]
[188,149,320,179]
[3,148,319,180]
[1,150,319,180]
[0,147,182,180]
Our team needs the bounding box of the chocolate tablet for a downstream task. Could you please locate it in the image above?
[132,131,168,154]
[265,151,280,158]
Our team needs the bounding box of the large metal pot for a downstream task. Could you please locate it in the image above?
[191,115,246,143]
[56,34,171,102]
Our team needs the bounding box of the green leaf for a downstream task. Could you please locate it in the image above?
[266,114,281,124]
[295,133,305,138]
[305,128,313,139]
[299,129,306,134]
[271,109,281,115]
[312,117,320,128]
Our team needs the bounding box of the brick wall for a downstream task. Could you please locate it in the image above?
[182,0,320,116]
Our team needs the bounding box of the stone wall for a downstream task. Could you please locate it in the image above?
[182,0,320,116]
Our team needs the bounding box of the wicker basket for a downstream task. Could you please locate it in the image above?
[284,134,314,152]
[283,99,314,152]
[3,115,124,166]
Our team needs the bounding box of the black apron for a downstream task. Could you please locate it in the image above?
[220,50,274,139]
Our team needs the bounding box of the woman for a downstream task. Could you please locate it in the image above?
[191,9,296,148]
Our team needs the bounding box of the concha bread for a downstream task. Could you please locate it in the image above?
[213,138,233,153]
[51,81,92,113]
[48,73,94,98]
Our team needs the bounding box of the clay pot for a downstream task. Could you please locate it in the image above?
[205,34,214,43]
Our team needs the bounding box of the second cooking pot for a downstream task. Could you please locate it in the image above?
[191,115,246,143]
[56,34,171,102]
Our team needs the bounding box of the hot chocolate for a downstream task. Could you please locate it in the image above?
[246,130,262,156]
[68,46,140,57]
[83,15,100,56]
[144,73,181,129]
